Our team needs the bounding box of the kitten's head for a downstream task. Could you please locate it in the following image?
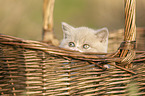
[59,22,109,53]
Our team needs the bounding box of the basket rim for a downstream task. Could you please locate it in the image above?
[0,34,145,74]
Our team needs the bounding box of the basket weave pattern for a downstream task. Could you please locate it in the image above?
[0,34,145,95]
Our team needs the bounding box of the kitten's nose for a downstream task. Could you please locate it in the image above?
[74,48,83,52]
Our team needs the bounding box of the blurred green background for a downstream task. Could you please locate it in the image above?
[0,0,145,41]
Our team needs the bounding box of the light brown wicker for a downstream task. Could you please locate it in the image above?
[0,34,145,96]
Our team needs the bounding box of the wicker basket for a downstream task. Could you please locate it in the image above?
[1,0,145,95]
[108,27,145,52]
[0,34,145,96]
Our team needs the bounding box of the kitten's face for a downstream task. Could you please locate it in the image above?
[59,22,109,53]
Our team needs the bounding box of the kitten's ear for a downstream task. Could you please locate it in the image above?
[95,28,109,43]
[62,22,74,39]
[62,22,74,32]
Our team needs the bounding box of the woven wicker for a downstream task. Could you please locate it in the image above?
[108,27,145,52]
[0,34,145,96]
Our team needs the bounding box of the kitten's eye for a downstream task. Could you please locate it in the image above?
[83,44,90,49]
[68,42,75,47]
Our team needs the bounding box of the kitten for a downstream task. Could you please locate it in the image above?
[59,22,109,53]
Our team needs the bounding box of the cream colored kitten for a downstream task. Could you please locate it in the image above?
[59,22,109,53]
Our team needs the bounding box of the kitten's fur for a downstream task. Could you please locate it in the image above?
[59,22,109,53]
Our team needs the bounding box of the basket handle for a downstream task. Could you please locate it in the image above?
[42,0,59,46]
[116,0,136,68]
